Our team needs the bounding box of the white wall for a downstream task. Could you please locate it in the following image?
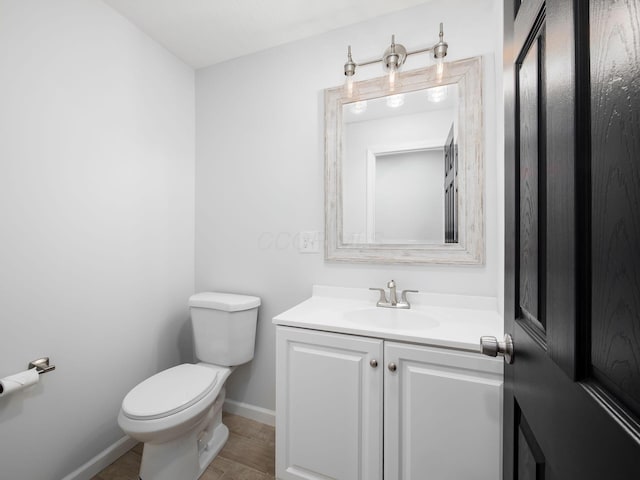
[0,1,195,479]
[196,0,503,412]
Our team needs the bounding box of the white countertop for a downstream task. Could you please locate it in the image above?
[273,285,504,351]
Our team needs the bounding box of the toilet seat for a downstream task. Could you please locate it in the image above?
[122,364,220,420]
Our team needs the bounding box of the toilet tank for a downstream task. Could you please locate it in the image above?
[189,292,261,366]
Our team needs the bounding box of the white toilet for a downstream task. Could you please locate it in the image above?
[118,292,261,480]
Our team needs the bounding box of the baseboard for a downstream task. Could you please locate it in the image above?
[60,435,138,480]
[223,398,276,427]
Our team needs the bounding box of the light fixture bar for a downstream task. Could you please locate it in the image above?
[343,22,448,97]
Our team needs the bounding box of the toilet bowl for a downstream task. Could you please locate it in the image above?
[118,292,260,480]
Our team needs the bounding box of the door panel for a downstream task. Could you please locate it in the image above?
[515,410,545,480]
[589,0,640,419]
[518,22,544,331]
[504,0,640,478]
[444,125,458,243]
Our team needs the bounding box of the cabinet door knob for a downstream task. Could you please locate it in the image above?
[370,359,378,368]
[480,334,514,364]
[388,362,397,372]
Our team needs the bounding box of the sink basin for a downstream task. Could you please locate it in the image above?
[343,307,439,331]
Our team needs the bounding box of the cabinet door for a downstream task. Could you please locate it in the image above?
[384,342,503,480]
[276,326,383,480]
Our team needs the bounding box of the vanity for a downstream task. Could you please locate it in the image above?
[273,286,503,480]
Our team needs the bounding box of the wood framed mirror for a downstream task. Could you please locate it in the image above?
[325,56,484,264]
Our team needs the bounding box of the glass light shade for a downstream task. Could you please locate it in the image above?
[344,75,356,98]
[388,66,398,92]
[436,57,445,82]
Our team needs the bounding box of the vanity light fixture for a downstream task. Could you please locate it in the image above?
[343,22,448,98]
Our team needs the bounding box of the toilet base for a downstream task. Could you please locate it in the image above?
[138,389,228,480]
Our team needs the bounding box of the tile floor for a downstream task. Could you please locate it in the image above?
[92,413,275,480]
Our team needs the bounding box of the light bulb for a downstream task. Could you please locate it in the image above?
[436,57,444,82]
[345,75,355,98]
[388,66,399,92]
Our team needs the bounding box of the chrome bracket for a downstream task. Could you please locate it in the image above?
[28,357,56,375]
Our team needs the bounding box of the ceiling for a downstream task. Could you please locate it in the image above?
[102,0,431,69]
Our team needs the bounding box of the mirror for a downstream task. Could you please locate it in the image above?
[325,56,484,264]
[342,86,459,245]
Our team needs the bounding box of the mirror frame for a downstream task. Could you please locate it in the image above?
[324,56,484,264]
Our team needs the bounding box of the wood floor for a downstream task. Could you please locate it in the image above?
[92,413,275,480]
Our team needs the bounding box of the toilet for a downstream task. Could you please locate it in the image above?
[117,292,261,480]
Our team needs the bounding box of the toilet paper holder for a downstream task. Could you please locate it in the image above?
[28,357,56,375]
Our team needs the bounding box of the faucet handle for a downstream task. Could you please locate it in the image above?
[400,289,418,304]
[369,287,388,304]
[387,279,396,289]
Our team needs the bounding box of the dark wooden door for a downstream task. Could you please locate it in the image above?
[503,0,640,478]
[444,124,458,243]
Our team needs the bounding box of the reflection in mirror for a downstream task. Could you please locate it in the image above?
[342,85,458,245]
[374,148,444,243]
[325,56,484,264]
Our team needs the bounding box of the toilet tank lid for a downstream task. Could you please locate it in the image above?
[189,292,261,312]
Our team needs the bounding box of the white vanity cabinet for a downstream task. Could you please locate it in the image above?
[276,326,503,480]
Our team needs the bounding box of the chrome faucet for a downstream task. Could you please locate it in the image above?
[370,280,418,309]
[387,279,398,306]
